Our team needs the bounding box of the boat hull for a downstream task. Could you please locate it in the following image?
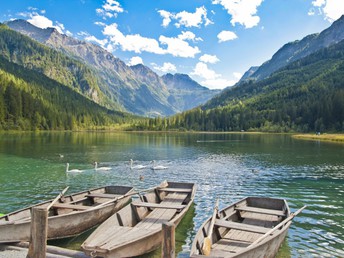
[82,181,196,257]
[190,197,290,258]
[0,185,133,243]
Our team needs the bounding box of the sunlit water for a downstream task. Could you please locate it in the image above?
[0,132,343,257]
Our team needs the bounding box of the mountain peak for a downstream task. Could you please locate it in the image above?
[243,15,344,81]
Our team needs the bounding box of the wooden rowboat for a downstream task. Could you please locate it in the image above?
[0,185,134,243]
[190,197,291,258]
[82,181,196,257]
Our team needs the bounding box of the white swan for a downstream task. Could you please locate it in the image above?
[66,163,83,173]
[151,160,168,170]
[130,159,148,170]
[94,162,111,171]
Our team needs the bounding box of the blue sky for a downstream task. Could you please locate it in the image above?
[1,0,343,89]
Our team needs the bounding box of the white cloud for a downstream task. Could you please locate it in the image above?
[191,62,220,80]
[212,0,263,28]
[158,10,173,27]
[96,0,124,19]
[159,35,201,58]
[178,31,203,42]
[217,30,238,42]
[27,14,66,34]
[128,56,144,66]
[102,23,200,58]
[199,54,219,64]
[84,35,108,47]
[201,78,235,89]
[152,62,177,73]
[310,0,344,22]
[191,62,237,89]
[158,6,213,28]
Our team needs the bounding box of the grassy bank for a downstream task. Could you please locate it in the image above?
[292,134,344,143]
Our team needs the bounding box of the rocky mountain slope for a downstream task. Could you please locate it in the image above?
[6,19,219,117]
[242,15,344,81]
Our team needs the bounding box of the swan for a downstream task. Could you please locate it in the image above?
[151,160,168,170]
[66,163,83,173]
[94,162,111,171]
[130,159,148,170]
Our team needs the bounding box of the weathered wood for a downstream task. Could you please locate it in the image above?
[162,222,175,258]
[132,202,186,210]
[52,203,90,210]
[27,207,48,258]
[82,182,196,258]
[158,188,193,193]
[86,193,118,198]
[0,185,134,243]
[235,206,285,216]
[248,205,307,248]
[214,220,270,234]
[190,197,292,257]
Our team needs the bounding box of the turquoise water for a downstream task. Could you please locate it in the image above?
[0,132,343,257]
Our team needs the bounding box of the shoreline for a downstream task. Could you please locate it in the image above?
[292,134,344,143]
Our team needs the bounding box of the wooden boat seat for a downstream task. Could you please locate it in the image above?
[214,219,270,234]
[235,206,285,217]
[52,203,90,210]
[136,192,188,230]
[132,202,186,210]
[86,193,119,198]
[158,188,193,193]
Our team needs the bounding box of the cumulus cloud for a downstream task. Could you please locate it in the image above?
[191,62,237,89]
[27,14,66,34]
[128,56,144,66]
[191,62,220,80]
[217,30,238,42]
[152,62,177,73]
[102,23,200,58]
[212,0,263,28]
[199,54,220,64]
[309,0,344,22]
[158,6,213,28]
[96,0,124,19]
[84,35,108,47]
[158,10,173,27]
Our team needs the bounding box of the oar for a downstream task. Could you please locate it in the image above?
[91,180,169,209]
[46,186,70,210]
[202,199,219,256]
[248,205,307,248]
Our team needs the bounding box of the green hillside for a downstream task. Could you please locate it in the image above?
[0,23,121,111]
[140,40,344,133]
[0,56,134,130]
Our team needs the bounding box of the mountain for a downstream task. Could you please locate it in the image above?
[0,54,133,131]
[144,38,344,132]
[162,73,221,111]
[5,19,219,117]
[242,15,344,81]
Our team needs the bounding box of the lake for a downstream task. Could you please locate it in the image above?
[0,132,343,257]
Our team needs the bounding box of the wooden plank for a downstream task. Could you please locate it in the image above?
[52,203,90,210]
[86,193,118,198]
[158,188,192,193]
[132,202,185,210]
[214,220,270,234]
[27,207,48,258]
[162,222,175,258]
[235,206,285,216]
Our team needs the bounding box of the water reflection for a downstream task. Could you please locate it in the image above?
[0,132,343,257]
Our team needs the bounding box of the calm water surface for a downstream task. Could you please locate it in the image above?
[0,132,343,257]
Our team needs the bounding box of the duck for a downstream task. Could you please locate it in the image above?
[66,163,83,173]
[94,162,112,171]
[151,160,168,170]
[130,159,148,170]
